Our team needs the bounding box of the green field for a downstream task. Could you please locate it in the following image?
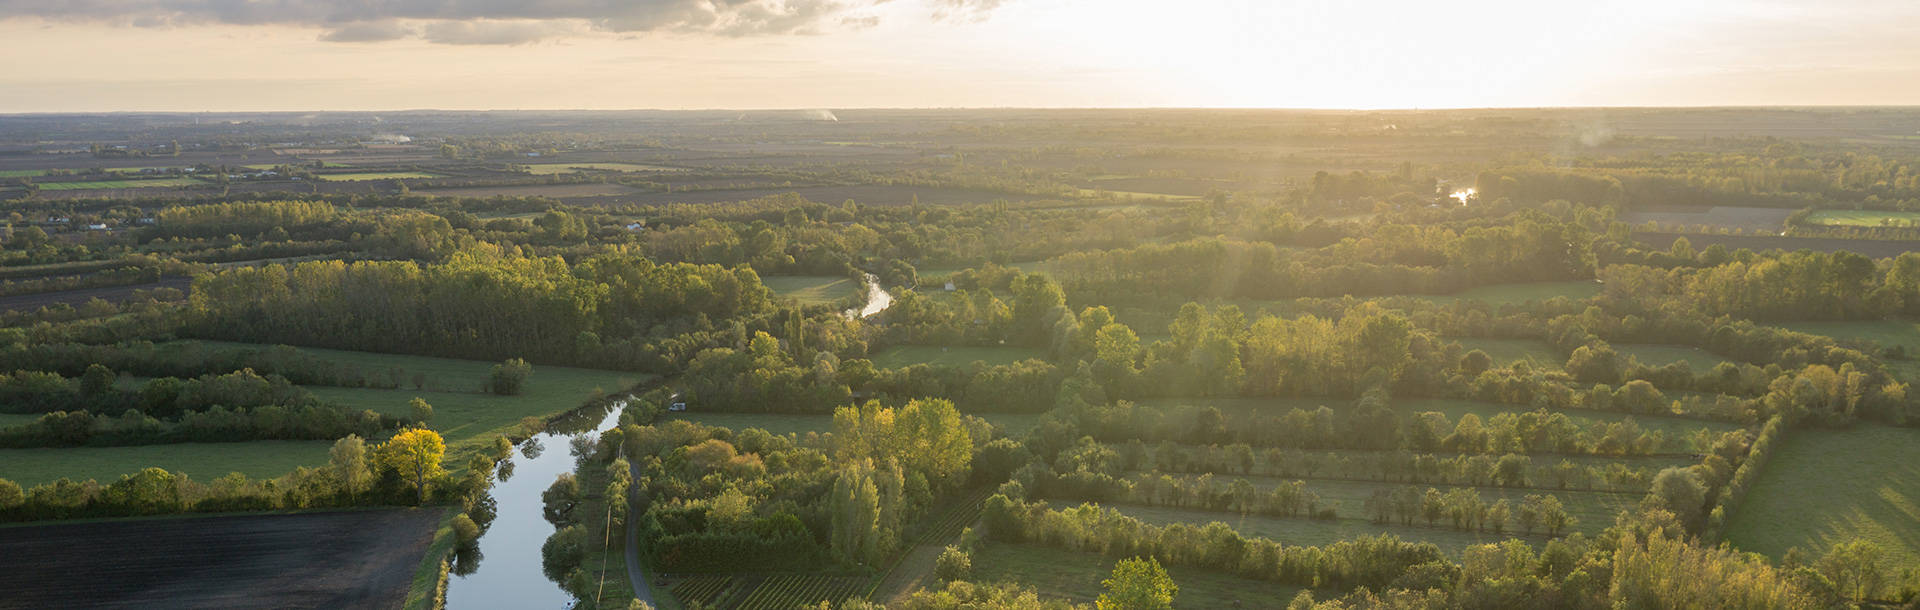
[0,169,47,178]
[1413,281,1603,306]
[1803,209,1920,228]
[0,412,43,429]
[1454,337,1564,370]
[1619,344,1734,371]
[1101,502,1540,556]
[1397,398,1744,441]
[318,171,441,181]
[35,177,204,190]
[762,275,862,305]
[1151,473,1633,536]
[522,162,678,174]
[869,345,1048,369]
[671,411,1043,438]
[1725,425,1920,573]
[177,341,646,457]
[1142,396,1743,446]
[0,440,335,487]
[971,542,1305,607]
[1779,320,1920,353]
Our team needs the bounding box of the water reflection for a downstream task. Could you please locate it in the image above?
[444,402,625,609]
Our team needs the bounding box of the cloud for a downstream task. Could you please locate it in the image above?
[0,0,1009,44]
[319,21,415,43]
[421,20,579,45]
[931,0,1007,23]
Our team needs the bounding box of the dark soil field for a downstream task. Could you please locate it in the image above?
[563,184,1051,207]
[1634,231,1920,259]
[0,277,191,312]
[0,509,442,610]
[421,182,641,198]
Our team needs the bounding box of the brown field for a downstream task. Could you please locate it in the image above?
[567,184,1052,207]
[1624,206,1796,233]
[1634,232,1920,259]
[420,183,641,198]
[0,509,442,610]
[0,277,191,312]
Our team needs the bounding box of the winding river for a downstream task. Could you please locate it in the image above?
[445,401,626,609]
[845,273,894,319]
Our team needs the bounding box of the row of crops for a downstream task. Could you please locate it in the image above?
[665,574,867,609]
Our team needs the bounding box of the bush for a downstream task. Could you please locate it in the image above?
[935,545,972,581]
[452,513,481,548]
[488,358,532,396]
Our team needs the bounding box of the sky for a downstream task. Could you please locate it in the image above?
[0,0,1917,112]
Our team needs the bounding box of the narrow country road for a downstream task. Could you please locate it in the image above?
[625,459,655,608]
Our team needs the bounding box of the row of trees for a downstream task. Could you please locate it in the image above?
[0,429,451,522]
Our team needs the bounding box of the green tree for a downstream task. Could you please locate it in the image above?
[329,434,371,502]
[934,545,972,581]
[489,358,533,395]
[1098,557,1177,610]
[375,428,446,503]
[409,397,434,425]
[79,364,115,397]
[1817,539,1886,602]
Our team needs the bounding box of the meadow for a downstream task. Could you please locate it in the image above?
[1453,337,1564,370]
[172,340,646,460]
[36,177,204,190]
[0,440,335,486]
[1803,209,1920,227]
[1413,280,1602,306]
[868,345,1048,369]
[1725,425,1920,573]
[1619,344,1734,371]
[1145,472,1636,536]
[317,171,442,181]
[762,275,861,305]
[1145,396,1744,443]
[522,162,680,174]
[1101,503,1545,556]
[669,411,1045,437]
[1778,320,1920,353]
[971,542,1306,607]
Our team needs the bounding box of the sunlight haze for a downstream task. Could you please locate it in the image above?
[2,0,1917,111]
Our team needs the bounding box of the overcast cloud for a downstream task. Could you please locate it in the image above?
[0,0,1006,44]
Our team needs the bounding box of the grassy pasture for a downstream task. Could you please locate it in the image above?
[1412,281,1602,306]
[1141,396,1743,445]
[522,162,679,174]
[1803,209,1920,227]
[762,275,861,305]
[1779,320,1920,353]
[1396,398,1744,441]
[176,341,645,457]
[0,412,41,429]
[971,542,1306,607]
[1150,473,1633,536]
[868,345,1047,369]
[1725,425,1920,574]
[1099,502,1537,556]
[668,411,1044,437]
[36,177,204,190]
[0,169,46,178]
[318,171,441,181]
[1453,337,1564,370]
[1619,344,1734,371]
[0,440,335,487]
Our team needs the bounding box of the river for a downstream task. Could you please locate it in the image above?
[444,401,626,609]
[845,272,893,319]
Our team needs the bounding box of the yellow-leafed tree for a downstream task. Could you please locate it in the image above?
[376,428,446,503]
